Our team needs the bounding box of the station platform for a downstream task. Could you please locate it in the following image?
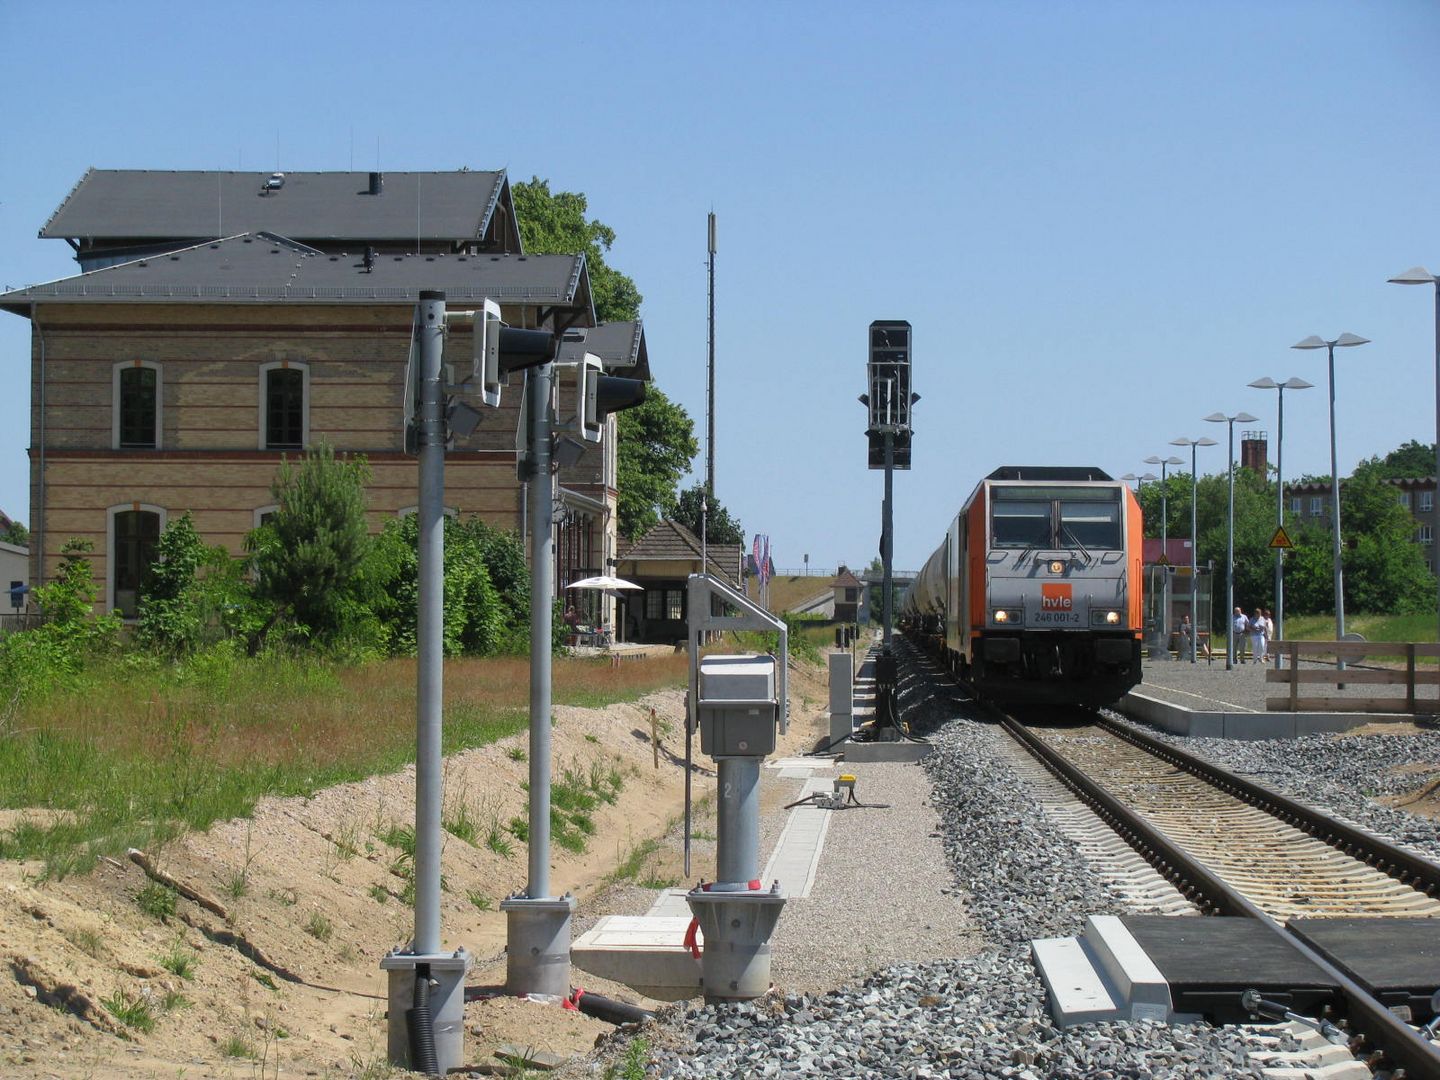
[1033,914,1440,1028]
[1120,657,1432,739]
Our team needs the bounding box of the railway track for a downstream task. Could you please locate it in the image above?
[994,705,1440,1077]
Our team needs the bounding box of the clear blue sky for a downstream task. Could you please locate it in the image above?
[2,1,1438,571]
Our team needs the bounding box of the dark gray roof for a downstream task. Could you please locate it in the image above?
[41,168,515,245]
[616,520,741,587]
[0,233,592,315]
[555,320,651,379]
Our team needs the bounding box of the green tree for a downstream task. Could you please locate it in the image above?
[512,177,642,322]
[136,513,266,654]
[33,538,104,627]
[247,443,372,643]
[0,519,28,547]
[1285,464,1435,615]
[1373,439,1437,479]
[672,484,744,546]
[616,387,699,540]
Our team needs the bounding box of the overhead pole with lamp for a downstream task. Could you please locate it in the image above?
[1143,454,1184,651]
[1170,436,1217,663]
[1203,411,1258,669]
[1247,376,1313,656]
[1121,472,1156,492]
[1388,266,1440,645]
[1291,332,1370,665]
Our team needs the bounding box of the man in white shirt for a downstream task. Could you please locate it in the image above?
[1232,607,1250,664]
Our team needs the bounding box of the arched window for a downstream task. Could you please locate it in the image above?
[107,503,165,618]
[259,361,309,450]
[113,361,162,449]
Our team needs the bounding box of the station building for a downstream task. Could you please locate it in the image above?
[0,169,648,625]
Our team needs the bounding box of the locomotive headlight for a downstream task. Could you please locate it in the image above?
[1049,561,1065,574]
[993,609,1010,623]
[1105,610,1121,625]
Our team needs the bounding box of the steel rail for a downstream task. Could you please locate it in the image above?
[1100,716,1440,897]
[997,714,1440,1078]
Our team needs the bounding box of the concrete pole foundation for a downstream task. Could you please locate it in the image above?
[501,896,577,997]
[685,886,786,1002]
[380,949,471,1073]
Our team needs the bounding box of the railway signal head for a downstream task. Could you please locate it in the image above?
[579,354,646,443]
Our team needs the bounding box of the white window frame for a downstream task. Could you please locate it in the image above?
[253,504,280,529]
[258,360,310,450]
[106,502,167,619]
[1400,491,1412,508]
[1421,491,1435,513]
[112,360,162,450]
[1290,496,1302,514]
[1310,496,1323,516]
[1419,524,1434,545]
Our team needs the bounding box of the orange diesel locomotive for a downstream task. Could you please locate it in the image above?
[902,466,1144,707]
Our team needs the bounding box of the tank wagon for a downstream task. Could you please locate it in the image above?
[901,466,1144,707]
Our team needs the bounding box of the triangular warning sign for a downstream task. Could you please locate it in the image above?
[1155,553,1171,566]
[1269,526,1295,550]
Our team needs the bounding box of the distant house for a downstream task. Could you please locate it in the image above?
[1,168,652,621]
[1288,477,1437,572]
[614,520,741,644]
[832,565,862,623]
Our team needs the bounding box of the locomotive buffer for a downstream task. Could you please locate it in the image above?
[859,320,918,737]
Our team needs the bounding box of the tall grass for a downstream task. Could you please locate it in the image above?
[0,646,685,879]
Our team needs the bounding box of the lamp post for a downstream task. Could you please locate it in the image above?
[1204,411,1259,669]
[1388,266,1440,645]
[1143,454,1184,647]
[1291,333,1370,652]
[1121,471,1157,492]
[1171,436,1217,663]
[1247,377,1313,656]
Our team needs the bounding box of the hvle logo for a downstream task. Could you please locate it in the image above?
[1041,583,1073,611]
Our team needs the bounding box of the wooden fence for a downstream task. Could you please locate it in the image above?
[1266,639,1440,713]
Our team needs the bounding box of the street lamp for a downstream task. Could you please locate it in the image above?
[1388,266,1440,645]
[1204,411,1258,669]
[1247,376,1313,656]
[1143,454,1184,648]
[1121,471,1157,492]
[1171,436,1217,663]
[1291,332,1370,651]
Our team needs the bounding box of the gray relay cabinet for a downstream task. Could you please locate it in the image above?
[698,654,778,757]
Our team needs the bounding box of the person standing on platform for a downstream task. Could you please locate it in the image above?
[1178,614,1194,660]
[1250,607,1268,665]
[1261,608,1276,662]
[1232,607,1251,664]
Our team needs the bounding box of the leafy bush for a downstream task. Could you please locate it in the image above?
[247,442,372,645]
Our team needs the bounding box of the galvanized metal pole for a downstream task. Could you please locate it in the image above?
[1275,386,1286,656]
[527,361,554,900]
[1190,448,1199,664]
[1433,282,1439,647]
[1159,463,1169,645]
[1226,420,1236,671]
[715,757,760,885]
[1326,343,1346,657]
[706,212,716,499]
[414,291,446,955]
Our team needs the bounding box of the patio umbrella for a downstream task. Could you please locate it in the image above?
[566,575,643,591]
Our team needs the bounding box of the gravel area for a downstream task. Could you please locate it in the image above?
[1137,655,1440,713]
[653,948,1271,1079]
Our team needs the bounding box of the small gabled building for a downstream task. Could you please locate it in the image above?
[831,565,862,623]
[2,168,650,618]
[614,520,741,644]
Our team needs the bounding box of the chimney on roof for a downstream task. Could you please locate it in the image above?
[368,171,383,196]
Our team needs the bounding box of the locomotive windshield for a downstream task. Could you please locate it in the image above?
[991,486,1123,550]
